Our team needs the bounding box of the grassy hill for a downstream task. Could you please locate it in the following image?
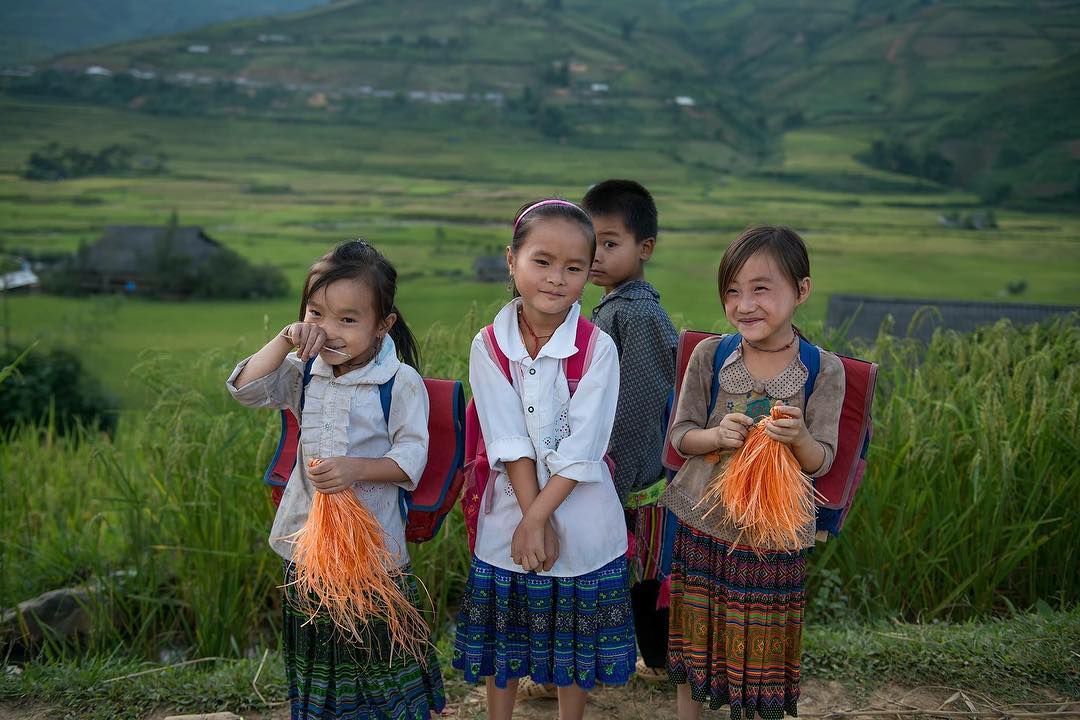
[2,0,1078,201]
[673,0,1080,123]
[0,0,330,66]
[918,52,1080,204]
[16,0,764,163]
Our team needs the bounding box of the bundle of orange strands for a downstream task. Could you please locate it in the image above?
[283,458,429,663]
[696,406,819,552]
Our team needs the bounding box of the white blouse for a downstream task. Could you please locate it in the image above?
[470,299,626,577]
[226,336,429,567]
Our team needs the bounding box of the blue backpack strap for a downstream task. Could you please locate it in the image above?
[798,336,819,399]
[379,375,395,424]
[299,357,316,413]
[708,334,742,418]
[379,374,411,526]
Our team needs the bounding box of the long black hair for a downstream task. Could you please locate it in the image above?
[298,240,421,370]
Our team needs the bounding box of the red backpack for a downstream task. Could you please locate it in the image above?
[263,361,467,544]
[460,316,609,552]
[661,331,877,537]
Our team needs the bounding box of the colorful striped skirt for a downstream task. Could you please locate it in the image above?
[283,561,446,720]
[667,522,807,720]
[452,555,636,689]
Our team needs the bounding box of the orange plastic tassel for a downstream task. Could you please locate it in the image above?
[696,406,819,552]
[282,458,429,663]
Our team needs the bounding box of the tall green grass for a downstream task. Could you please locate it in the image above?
[812,314,1080,619]
[1,314,1077,659]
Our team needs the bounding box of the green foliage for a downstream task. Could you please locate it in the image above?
[2,612,1076,716]
[22,141,165,181]
[861,138,953,184]
[1,315,1077,671]
[0,345,117,434]
[803,609,1080,697]
[810,315,1080,620]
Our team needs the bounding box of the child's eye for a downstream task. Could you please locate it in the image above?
[534,259,549,267]
[725,289,738,296]
[568,266,582,273]
[604,241,617,249]
[341,317,355,324]
[308,309,321,317]
[755,286,768,293]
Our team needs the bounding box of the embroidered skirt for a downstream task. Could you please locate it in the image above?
[452,555,636,689]
[667,522,806,720]
[283,562,446,720]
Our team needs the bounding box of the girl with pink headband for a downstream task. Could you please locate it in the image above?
[453,198,635,720]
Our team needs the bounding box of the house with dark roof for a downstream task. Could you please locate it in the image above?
[78,225,221,293]
[826,294,1079,343]
[473,255,509,283]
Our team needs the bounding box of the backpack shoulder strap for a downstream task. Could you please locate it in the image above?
[481,324,512,383]
[798,336,820,399]
[379,373,395,425]
[565,315,600,394]
[298,357,317,415]
[708,334,741,418]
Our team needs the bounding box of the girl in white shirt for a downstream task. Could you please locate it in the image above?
[452,199,636,720]
[226,240,445,720]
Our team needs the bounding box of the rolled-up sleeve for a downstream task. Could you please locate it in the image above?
[805,352,844,478]
[469,334,536,469]
[668,338,717,458]
[541,333,620,484]
[385,367,430,491]
[225,355,302,413]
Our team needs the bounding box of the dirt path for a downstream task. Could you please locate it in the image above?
[6,679,1075,720]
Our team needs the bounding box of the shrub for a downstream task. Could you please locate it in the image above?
[0,346,117,434]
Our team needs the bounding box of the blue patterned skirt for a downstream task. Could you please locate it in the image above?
[452,555,636,689]
[283,561,446,720]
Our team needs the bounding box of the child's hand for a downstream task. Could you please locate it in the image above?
[764,404,810,447]
[542,521,560,572]
[712,413,754,450]
[307,457,359,494]
[511,515,548,572]
[282,322,327,361]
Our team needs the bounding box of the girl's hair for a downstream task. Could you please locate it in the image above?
[298,240,421,370]
[508,198,596,297]
[717,225,811,335]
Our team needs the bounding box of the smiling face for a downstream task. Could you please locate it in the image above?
[304,278,393,372]
[508,217,594,320]
[589,214,653,290]
[722,250,810,347]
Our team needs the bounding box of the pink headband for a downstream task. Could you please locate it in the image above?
[513,199,587,234]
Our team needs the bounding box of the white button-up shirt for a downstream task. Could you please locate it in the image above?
[226,336,429,566]
[470,299,626,577]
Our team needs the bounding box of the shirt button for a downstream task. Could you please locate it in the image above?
[529,368,536,375]
[528,406,534,413]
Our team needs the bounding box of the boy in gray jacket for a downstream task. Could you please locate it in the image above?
[585,179,677,680]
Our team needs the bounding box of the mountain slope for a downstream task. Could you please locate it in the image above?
[920,52,1080,202]
[0,0,330,65]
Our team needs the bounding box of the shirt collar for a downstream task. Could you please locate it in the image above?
[593,279,660,312]
[286,334,401,385]
[492,298,582,362]
[718,338,809,398]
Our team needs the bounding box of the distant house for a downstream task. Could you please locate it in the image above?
[78,225,222,293]
[473,255,509,283]
[0,261,39,293]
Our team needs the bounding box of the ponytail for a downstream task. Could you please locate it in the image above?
[388,305,421,371]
